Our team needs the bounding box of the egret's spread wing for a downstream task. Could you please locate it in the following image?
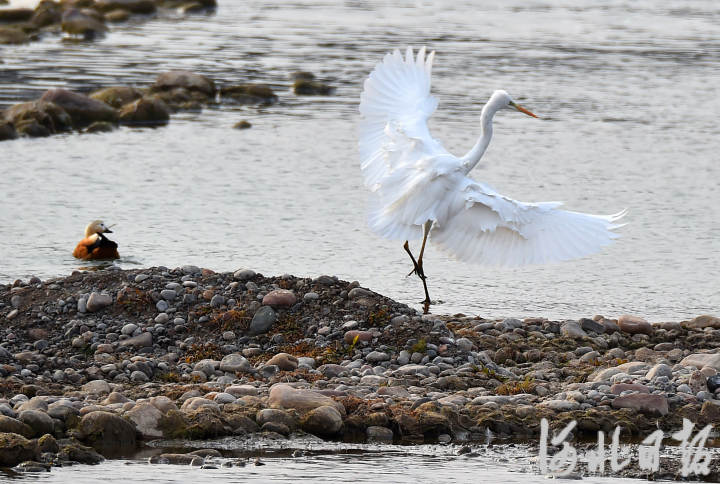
[359,47,449,190]
[431,179,626,267]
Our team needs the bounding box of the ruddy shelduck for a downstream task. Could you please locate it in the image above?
[73,220,120,260]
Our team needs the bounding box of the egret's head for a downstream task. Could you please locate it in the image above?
[85,220,113,237]
[491,90,537,118]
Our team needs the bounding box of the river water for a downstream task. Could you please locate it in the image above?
[1,2,718,319]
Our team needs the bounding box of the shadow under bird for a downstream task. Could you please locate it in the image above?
[73,220,120,260]
[358,47,626,313]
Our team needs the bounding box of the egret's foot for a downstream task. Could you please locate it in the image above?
[422,298,431,314]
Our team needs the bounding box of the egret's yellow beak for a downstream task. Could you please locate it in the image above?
[510,101,537,118]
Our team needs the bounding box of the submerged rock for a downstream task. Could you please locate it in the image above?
[118,96,171,126]
[90,86,144,109]
[39,89,118,127]
[220,84,277,105]
[292,79,334,95]
[0,432,39,467]
[61,8,108,39]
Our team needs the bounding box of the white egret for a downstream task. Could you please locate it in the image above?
[358,47,625,313]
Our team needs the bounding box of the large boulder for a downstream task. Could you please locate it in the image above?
[61,8,107,38]
[125,403,163,439]
[58,439,105,464]
[151,70,216,98]
[90,86,144,109]
[0,432,39,467]
[0,416,33,438]
[268,384,345,416]
[118,96,170,126]
[300,405,342,437]
[40,89,118,127]
[3,100,73,136]
[18,410,54,437]
[219,353,253,373]
[77,411,137,454]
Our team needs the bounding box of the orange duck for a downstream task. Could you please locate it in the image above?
[73,220,120,260]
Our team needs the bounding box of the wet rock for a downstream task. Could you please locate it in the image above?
[268,383,345,415]
[617,315,653,335]
[125,403,163,439]
[77,411,137,453]
[152,70,216,98]
[580,318,605,334]
[31,0,62,27]
[249,306,277,335]
[0,120,17,140]
[40,89,118,128]
[292,79,334,95]
[233,120,251,129]
[84,121,116,133]
[18,410,54,437]
[256,408,297,430]
[58,440,105,464]
[0,416,33,438]
[149,453,203,465]
[0,433,39,467]
[0,26,30,45]
[700,400,720,423]
[262,289,296,308]
[300,405,342,437]
[94,0,156,14]
[118,96,171,126]
[612,393,668,416]
[3,100,73,135]
[685,315,720,330]
[266,353,298,371]
[220,84,277,105]
[61,8,108,39]
[366,425,393,443]
[680,353,720,370]
[90,86,144,109]
[37,434,59,453]
[104,8,131,22]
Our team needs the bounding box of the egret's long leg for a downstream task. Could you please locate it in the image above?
[403,238,431,314]
[416,220,433,273]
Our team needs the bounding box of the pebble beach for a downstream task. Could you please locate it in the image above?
[1,265,720,480]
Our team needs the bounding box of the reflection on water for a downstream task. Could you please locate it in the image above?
[0,1,719,320]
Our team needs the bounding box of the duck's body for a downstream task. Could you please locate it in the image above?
[73,220,119,260]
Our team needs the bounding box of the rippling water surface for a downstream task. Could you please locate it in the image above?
[1,0,719,320]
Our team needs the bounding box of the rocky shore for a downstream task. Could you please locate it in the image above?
[1,266,719,479]
[0,0,335,141]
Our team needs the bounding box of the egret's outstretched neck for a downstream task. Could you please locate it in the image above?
[460,101,500,174]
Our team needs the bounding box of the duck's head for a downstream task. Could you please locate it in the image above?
[85,220,113,237]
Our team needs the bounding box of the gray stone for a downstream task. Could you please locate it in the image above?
[300,405,343,436]
[155,312,169,324]
[397,350,411,366]
[121,323,138,335]
[560,321,588,339]
[268,384,345,415]
[18,410,54,437]
[612,393,669,416]
[233,269,256,281]
[131,370,149,382]
[82,380,111,395]
[366,351,390,363]
[456,338,473,352]
[86,292,112,312]
[210,294,225,308]
[249,306,277,335]
[156,300,169,312]
[219,354,253,373]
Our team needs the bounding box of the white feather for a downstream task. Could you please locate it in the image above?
[358,47,626,267]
